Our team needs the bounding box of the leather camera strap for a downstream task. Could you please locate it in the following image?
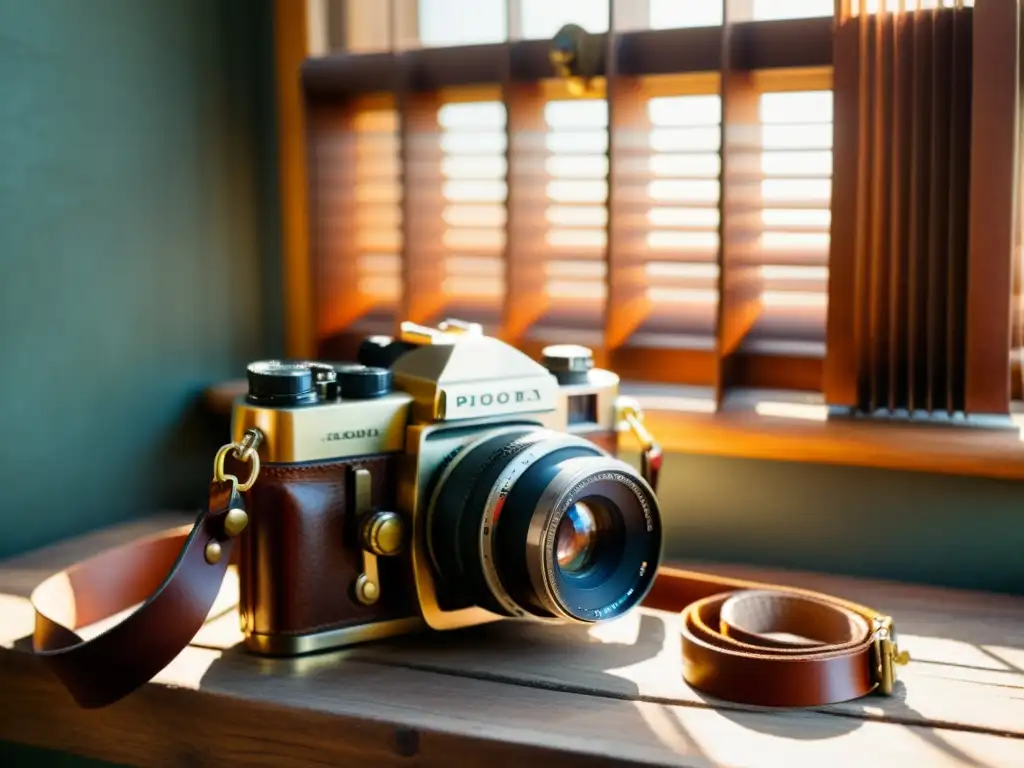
[31,480,246,709]
[644,567,905,707]
[29,483,907,709]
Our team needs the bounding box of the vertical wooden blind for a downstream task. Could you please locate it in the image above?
[826,0,1017,422]
[305,0,1021,421]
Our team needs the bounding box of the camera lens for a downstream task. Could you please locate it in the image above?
[426,427,661,624]
[555,499,616,577]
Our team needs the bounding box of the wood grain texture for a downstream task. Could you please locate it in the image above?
[964,0,1017,413]
[4,650,1023,768]
[4,516,1022,767]
[641,398,1024,480]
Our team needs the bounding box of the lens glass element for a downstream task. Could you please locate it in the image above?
[555,499,611,577]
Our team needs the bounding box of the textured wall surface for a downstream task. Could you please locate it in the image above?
[0,0,281,559]
[620,451,1024,595]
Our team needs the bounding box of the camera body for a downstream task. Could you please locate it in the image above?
[231,321,662,656]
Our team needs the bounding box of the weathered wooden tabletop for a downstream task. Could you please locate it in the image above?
[1,512,1022,767]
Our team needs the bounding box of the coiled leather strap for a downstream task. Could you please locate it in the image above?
[30,504,903,709]
[644,568,895,707]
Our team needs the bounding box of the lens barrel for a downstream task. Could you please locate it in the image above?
[426,427,662,623]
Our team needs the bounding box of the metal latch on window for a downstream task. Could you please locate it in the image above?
[550,24,605,97]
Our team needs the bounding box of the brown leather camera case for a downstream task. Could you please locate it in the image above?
[238,455,418,642]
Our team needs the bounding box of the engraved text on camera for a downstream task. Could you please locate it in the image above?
[324,428,382,442]
[454,388,543,410]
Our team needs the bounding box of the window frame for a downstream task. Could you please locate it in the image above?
[272,0,1024,482]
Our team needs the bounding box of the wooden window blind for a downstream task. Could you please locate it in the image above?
[309,96,402,338]
[826,0,1016,423]
[741,81,834,359]
[303,0,1022,425]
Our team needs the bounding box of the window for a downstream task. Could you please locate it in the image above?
[752,88,832,357]
[290,0,1023,474]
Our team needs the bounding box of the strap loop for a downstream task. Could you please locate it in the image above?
[212,428,263,492]
[615,397,663,493]
[644,567,909,706]
[31,481,244,708]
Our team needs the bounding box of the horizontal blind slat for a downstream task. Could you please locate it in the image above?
[307,75,833,380]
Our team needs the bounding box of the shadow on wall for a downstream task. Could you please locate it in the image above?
[0,0,282,559]
[619,450,1024,595]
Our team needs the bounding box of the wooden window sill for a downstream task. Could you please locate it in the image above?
[626,386,1024,481]
[1,514,1023,766]
[205,380,1024,481]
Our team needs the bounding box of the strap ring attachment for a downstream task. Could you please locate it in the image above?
[615,397,663,494]
[213,428,264,492]
[871,615,911,695]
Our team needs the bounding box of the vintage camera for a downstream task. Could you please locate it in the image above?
[230,320,663,655]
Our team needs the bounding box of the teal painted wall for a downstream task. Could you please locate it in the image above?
[0,0,282,559]
[619,451,1024,595]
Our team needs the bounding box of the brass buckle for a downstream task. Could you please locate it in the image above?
[616,397,655,452]
[871,616,911,695]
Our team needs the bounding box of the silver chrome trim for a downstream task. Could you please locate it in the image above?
[389,335,562,423]
[478,432,607,620]
[231,392,413,463]
[423,424,531,578]
[244,616,426,656]
[406,419,539,632]
[525,457,656,621]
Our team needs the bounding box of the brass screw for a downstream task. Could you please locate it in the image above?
[361,580,379,603]
[355,574,379,605]
[362,510,405,557]
[223,508,249,537]
[205,540,223,565]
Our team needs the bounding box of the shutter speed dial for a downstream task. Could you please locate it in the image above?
[246,361,322,406]
[541,344,595,385]
[335,364,392,400]
[246,360,395,404]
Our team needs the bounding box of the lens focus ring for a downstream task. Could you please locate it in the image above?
[426,426,662,625]
[476,432,607,619]
[527,460,660,623]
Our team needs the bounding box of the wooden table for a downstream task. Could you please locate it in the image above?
[2,513,1023,767]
